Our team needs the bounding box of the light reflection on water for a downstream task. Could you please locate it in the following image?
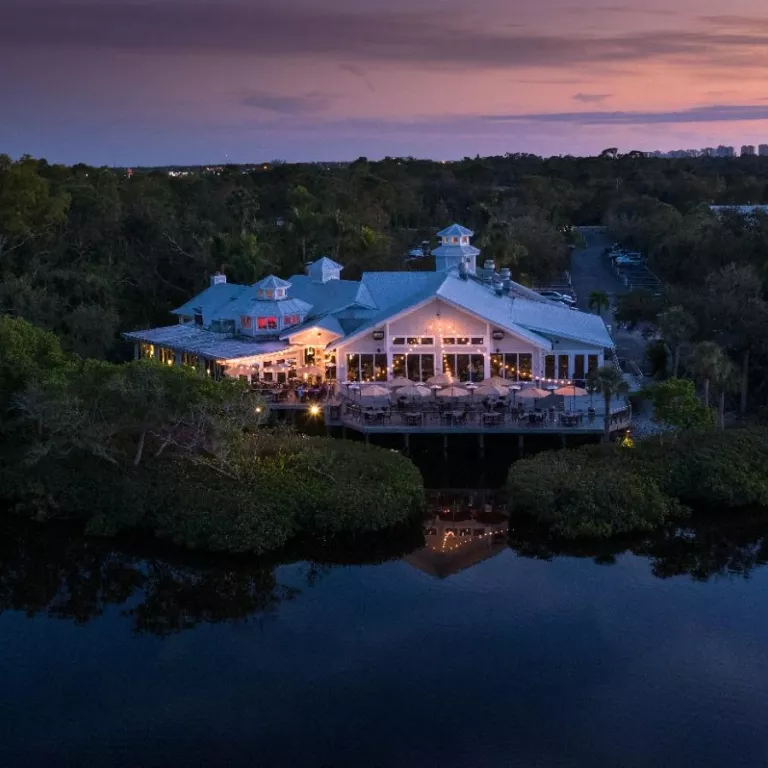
[1,497,768,767]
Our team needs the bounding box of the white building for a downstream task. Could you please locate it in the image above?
[124,225,613,387]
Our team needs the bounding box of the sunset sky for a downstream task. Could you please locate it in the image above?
[3,0,768,165]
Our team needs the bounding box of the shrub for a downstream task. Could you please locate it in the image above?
[0,432,425,555]
[507,428,768,539]
[508,447,685,538]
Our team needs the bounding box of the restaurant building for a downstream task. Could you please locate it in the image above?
[123,224,613,386]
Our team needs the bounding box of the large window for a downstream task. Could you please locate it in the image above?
[158,347,175,365]
[241,315,253,329]
[490,352,533,381]
[140,343,155,359]
[257,317,278,330]
[283,314,301,326]
[391,353,433,381]
[588,354,599,375]
[443,353,484,382]
[346,353,388,381]
[325,351,337,381]
[545,355,555,380]
[573,354,586,380]
[558,355,569,380]
[304,347,316,365]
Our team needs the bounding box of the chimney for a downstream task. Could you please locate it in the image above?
[210,271,227,286]
[494,281,504,297]
[458,260,468,280]
[499,267,511,280]
[499,267,512,293]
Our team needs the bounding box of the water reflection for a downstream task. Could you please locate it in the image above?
[2,500,768,635]
[406,490,509,578]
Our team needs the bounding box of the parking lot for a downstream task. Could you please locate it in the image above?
[613,259,662,294]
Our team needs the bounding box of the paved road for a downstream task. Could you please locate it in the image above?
[570,229,647,369]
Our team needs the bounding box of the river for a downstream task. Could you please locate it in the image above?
[2,494,768,767]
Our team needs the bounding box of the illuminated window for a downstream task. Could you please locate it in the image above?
[442,337,456,345]
[471,337,484,345]
[257,317,278,330]
[419,337,434,346]
[392,337,406,345]
[241,315,253,329]
[456,337,470,345]
[407,337,419,345]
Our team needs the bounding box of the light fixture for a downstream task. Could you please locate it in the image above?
[309,404,321,416]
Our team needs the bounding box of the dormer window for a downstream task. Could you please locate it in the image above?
[275,288,286,299]
[452,236,458,244]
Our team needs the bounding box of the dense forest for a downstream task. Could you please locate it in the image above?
[4,150,768,409]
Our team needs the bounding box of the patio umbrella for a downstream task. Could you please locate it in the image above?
[437,386,470,398]
[482,376,509,387]
[427,372,455,386]
[554,384,588,411]
[473,384,509,398]
[396,384,431,399]
[359,384,391,398]
[517,387,550,404]
[386,376,413,388]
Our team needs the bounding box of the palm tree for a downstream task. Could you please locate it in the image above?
[712,355,737,430]
[594,365,628,443]
[588,290,610,316]
[658,305,697,378]
[688,341,725,408]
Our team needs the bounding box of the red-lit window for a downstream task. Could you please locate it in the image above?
[241,315,253,329]
[283,314,301,326]
[258,317,278,330]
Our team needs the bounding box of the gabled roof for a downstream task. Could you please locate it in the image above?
[123,325,290,361]
[438,223,474,238]
[329,269,612,350]
[279,314,345,340]
[172,283,249,317]
[288,274,377,315]
[255,275,291,291]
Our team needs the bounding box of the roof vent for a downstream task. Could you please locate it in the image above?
[483,259,495,272]
[494,282,504,296]
[210,271,227,286]
[499,267,511,280]
[458,260,468,280]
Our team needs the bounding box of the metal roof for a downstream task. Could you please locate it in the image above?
[360,271,442,312]
[122,325,291,360]
[432,243,481,259]
[332,270,612,350]
[309,256,343,271]
[171,283,248,318]
[254,274,292,290]
[224,294,313,319]
[279,313,345,340]
[288,274,377,315]
[438,223,474,237]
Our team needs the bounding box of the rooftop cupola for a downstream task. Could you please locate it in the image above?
[433,223,480,274]
[254,274,291,300]
[307,256,343,284]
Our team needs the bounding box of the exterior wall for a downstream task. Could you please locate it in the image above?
[543,337,605,382]
[334,298,551,382]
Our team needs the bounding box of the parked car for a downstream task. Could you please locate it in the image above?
[616,253,644,265]
[537,290,576,305]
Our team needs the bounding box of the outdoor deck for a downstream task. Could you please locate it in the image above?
[329,402,631,435]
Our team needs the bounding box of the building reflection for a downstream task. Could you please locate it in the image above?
[405,490,509,578]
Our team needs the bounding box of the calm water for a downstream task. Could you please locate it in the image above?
[2,498,768,768]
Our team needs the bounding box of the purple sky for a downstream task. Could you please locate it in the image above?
[3,0,768,164]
